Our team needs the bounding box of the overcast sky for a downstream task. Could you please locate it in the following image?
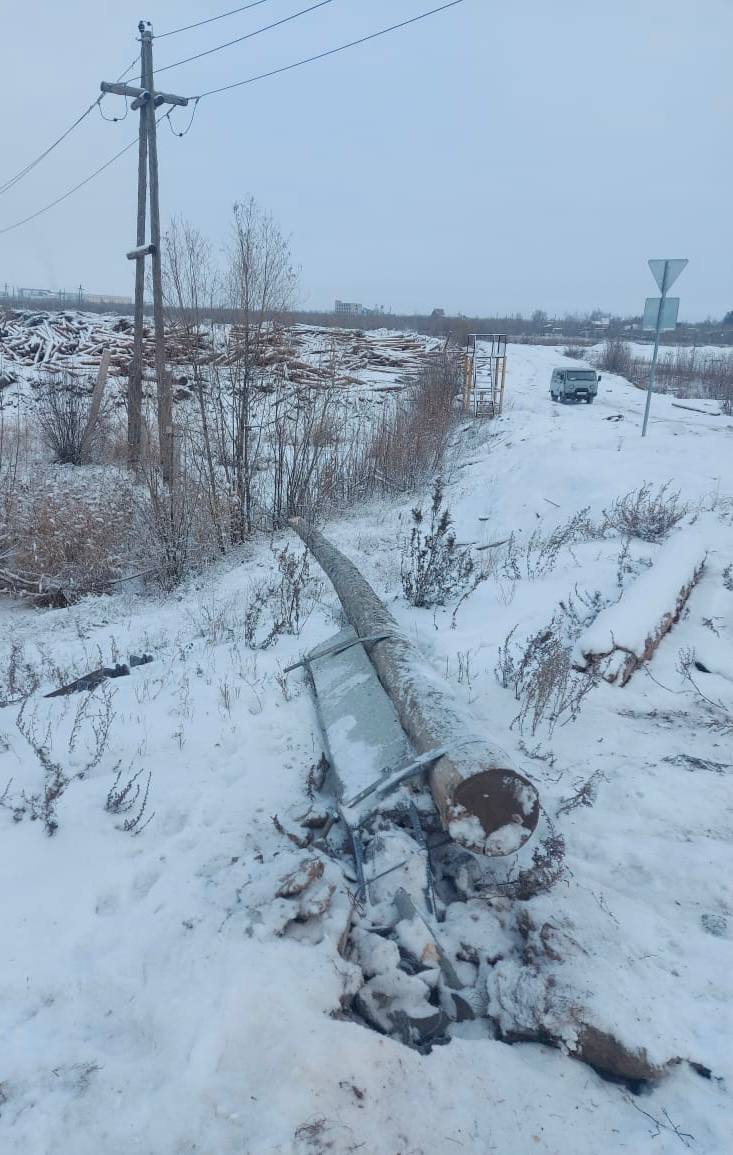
[1,0,730,318]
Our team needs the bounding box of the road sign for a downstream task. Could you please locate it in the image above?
[648,258,688,292]
[642,296,679,332]
[641,257,688,438]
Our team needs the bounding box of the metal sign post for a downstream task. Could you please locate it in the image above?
[641,258,688,437]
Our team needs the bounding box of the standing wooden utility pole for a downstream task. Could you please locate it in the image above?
[127,22,148,470]
[101,23,188,486]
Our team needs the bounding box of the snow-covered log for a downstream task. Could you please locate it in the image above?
[289,518,540,856]
[573,531,707,685]
[0,567,68,606]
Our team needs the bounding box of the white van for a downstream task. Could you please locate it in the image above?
[550,368,600,404]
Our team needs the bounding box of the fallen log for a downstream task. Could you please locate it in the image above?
[671,401,721,417]
[44,654,152,697]
[289,518,540,856]
[573,530,707,685]
[0,567,68,606]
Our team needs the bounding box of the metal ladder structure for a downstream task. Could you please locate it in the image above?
[462,333,507,417]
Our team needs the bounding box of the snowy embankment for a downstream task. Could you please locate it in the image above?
[1,341,732,1154]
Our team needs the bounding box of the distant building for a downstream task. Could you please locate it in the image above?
[84,293,133,306]
[17,287,57,300]
[335,300,363,315]
[9,286,132,307]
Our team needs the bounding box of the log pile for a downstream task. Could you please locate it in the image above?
[0,310,211,376]
[0,310,438,393]
[209,325,437,389]
[300,327,435,376]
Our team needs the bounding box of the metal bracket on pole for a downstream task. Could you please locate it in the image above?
[284,631,396,675]
[126,243,156,261]
[100,81,189,109]
[345,738,484,811]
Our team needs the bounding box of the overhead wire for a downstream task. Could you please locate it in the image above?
[0,55,139,196]
[0,98,103,196]
[165,98,201,138]
[0,114,165,238]
[98,94,129,123]
[193,0,467,99]
[0,1,467,234]
[136,0,334,81]
[155,0,278,39]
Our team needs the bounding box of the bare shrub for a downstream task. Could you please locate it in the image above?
[270,543,320,635]
[0,641,41,706]
[8,472,133,595]
[602,482,687,543]
[677,648,733,735]
[450,558,494,628]
[106,766,155,834]
[15,700,69,835]
[592,342,733,410]
[268,379,346,527]
[496,613,598,736]
[245,544,321,648]
[400,477,474,607]
[557,586,608,633]
[358,352,461,495]
[652,346,733,412]
[556,770,606,817]
[0,387,29,559]
[70,684,116,775]
[136,449,222,590]
[499,508,599,582]
[482,818,566,900]
[562,346,586,360]
[597,338,635,378]
[11,685,117,834]
[32,373,107,465]
[494,625,519,688]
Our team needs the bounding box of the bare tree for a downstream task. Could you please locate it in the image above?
[163,217,226,552]
[219,197,297,540]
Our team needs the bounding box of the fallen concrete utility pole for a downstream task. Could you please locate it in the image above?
[289,518,540,856]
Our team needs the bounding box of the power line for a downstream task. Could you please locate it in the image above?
[194,0,467,99]
[0,56,139,197]
[0,116,165,238]
[0,98,102,196]
[155,0,277,39]
[116,55,140,83]
[148,0,335,80]
[0,2,468,235]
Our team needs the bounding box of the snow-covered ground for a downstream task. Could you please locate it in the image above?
[1,343,732,1154]
[619,341,733,363]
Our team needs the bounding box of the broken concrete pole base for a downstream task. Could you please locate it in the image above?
[289,518,540,855]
